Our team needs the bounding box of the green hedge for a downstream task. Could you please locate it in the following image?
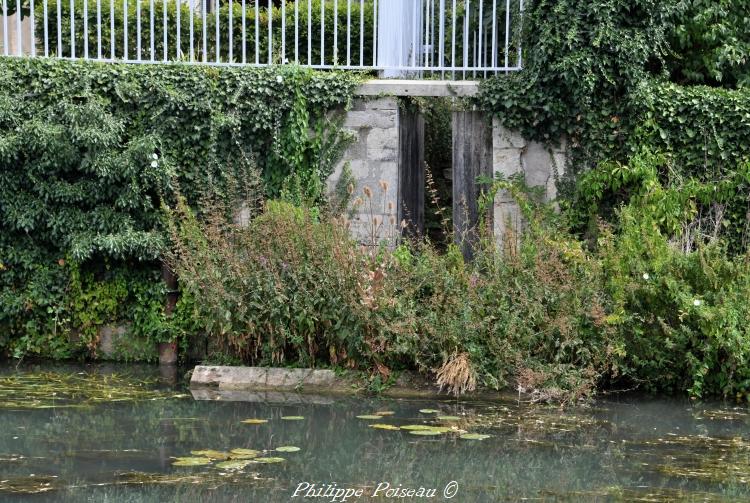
[0,57,357,359]
[637,81,750,174]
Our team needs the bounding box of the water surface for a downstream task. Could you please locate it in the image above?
[1,363,749,502]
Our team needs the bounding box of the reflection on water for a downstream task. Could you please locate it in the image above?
[0,363,749,502]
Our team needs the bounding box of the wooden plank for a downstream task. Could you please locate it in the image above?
[398,105,425,237]
[452,110,492,259]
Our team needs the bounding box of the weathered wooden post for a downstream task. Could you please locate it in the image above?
[452,110,492,259]
[399,104,425,237]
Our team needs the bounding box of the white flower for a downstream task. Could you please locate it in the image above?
[152,153,159,160]
[642,273,650,280]
[693,299,702,307]
[276,75,284,84]
[150,160,158,168]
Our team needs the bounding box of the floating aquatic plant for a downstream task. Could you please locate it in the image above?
[356,415,383,420]
[419,409,440,414]
[252,457,285,464]
[216,460,254,470]
[280,416,304,421]
[275,446,300,453]
[241,419,269,425]
[0,475,62,494]
[230,449,261,459]
[172,457,213,466]
[0,371,186,410]
[409,430,444,436]
[460,434,492,440]
[190,450,230,460]
[436,416,461,421]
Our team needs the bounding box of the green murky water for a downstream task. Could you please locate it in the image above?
[1,364,749,502]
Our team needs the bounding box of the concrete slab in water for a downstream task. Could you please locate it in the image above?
[190,366,348,392]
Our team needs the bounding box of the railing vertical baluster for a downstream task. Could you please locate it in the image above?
[450,0,455,77]
[2,0,8,57]
[69,0,74,58]
[431,0,436,69]
[438,0,445,77]
[267,0,271,64]
[190,0,195,61]
[372,0,376,67]
[280,0,284,63]
[473,29,476,77]
[84,0,88,58]
[136,0,141,60]
[110,0,114,58]
[254,0,258,64]
[162,0,166,61]
[504,0,509,71]
[358,0,362,67]
[202,0,206,62]
[517,0,523,68]
[149,0,154,60]
[478,0,483,71]
[215,0,219,62]
[423,0,429,68]
[490,0,496,70]
[332,0,336,65]
[15,0,21,55]
[463,0,469,78]
[411,0,417,69]
[123,0,128,60]
[345,0,350,66]
[30,0,35,56]
[175,0,179,60]
[306,0,310,65]
[228,0,232,62]
[97,0,102,58]
[241,0,245,63]
[294,0,298,63]
[57,0,62,57]
[44,0,49,56]
[319,0,323,66]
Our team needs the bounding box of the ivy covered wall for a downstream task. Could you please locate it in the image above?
[0,57,357,359]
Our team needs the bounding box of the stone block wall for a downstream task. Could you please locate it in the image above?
[492,118,566,246]
[330,100,566,251]
[327,97,401,245]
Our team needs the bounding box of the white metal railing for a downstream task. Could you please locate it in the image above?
[0,0,522,77]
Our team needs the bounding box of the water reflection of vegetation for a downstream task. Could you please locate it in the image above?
[1,366,749,501]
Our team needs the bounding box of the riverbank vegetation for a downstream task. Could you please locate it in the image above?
[1,0,750,402]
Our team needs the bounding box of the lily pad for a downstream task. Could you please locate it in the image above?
[275,446,301,453]
[409,429,445,436]
[241,419,268,425]
[356,415,383,420]
[375,411,395,416]
[419,409,440,414]
[215,459,253,470]
[190,450,230,460]
[460,433,492,440]
[229,448,260,459]
[369,424,400,431]
[172,457,212,466]
[426,426,453,433]
[280,416,305,421]
[436,416,462,421]
[400,425,434,431]
[253,457,285,464]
